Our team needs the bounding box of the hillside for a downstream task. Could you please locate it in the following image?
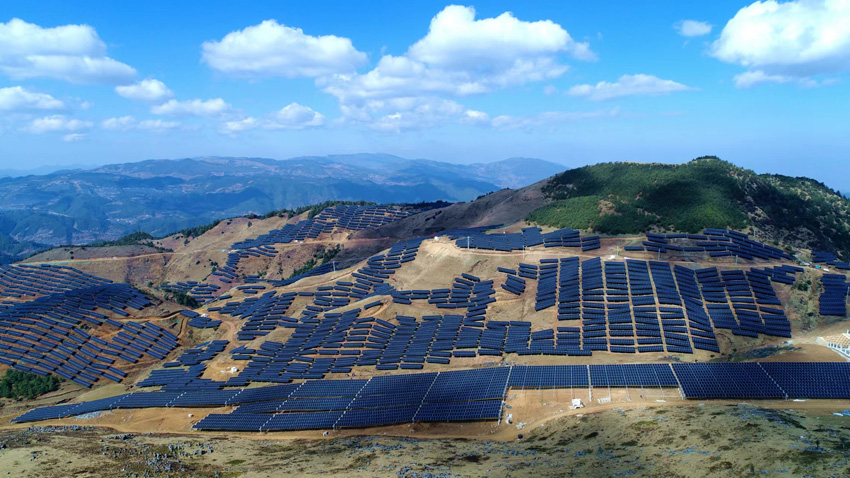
[0,154,564,263]
[528,157,850,257]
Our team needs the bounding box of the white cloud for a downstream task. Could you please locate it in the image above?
[0,86,64,111]
[115,79,173,103]
[137,119,181,131]
[712,0,850,83]
[268,103,325,129]
[365,97,467,132]
[151,98,232,118]
[460,109,490,125]
[102,116,181,132]
[407,5,595,68]
[0,18,136,84]
[321,5,593,130]
[220,103,325,134]
[101,116,136,131]
[567,74,695,101]
[491,109,617,130]
[543,84,559,95]
[27,115,92,133]
[62,133,85,142]
[220,117,259,134]
[733,70,794,88]
[201,19,367,78]
[674,20,713,37]
[335,96,489,132]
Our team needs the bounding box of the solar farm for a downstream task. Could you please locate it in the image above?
[1,202,849,445]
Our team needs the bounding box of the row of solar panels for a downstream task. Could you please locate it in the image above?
[14,362,850,427]
[0,264,112,299]
[634,229,794,262]
[0,283,175,387]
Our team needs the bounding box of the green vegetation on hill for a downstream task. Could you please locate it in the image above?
[289,245,341,279]
[0,369,61,400]
[170,290,199,308]
[529,157,850,257]
[174,220,222,239]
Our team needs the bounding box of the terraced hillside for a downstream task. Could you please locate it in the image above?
[0,165,848,478]
[2,198,849,434]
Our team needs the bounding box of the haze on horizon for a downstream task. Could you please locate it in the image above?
[0,1,849,191]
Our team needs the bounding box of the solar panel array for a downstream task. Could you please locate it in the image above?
[450,227,600,252]
[184,251,803,388]
[819,274,849,316]
[0,265,111,299]
[211,205,427,287]
[813,251,850,271]
[626,229,794,261]
[164,340,228,367]
[0,281,175,387]
[674,362,850,399]
[179,310,221,329]
[15,362,850,427]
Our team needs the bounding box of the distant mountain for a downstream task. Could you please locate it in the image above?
[0,163,95,178]
[0,154,564,262]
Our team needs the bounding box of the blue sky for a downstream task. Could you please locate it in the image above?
[1,1,848,191]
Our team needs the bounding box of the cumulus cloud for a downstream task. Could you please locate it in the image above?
[712,0,850,85]
[101,116,181,132]
[201,19,367,78]
[62,133,85,142]
[334,96,491,132]
[220,117,259,134]
[0,18,136,84]
[151,98,232,118]
[101,116,135,130]
[567,74,695,101]
[268,103,325,129]
[491,109,617,131]
[220,103,325,134]
[115,79,173,103]
[27,115,92,133]
[408,5,595,67]
[320,5,593,129]
[733,70,795,88]
[323,6,593,103]
[0,86,64,111]
[674,20,713,37]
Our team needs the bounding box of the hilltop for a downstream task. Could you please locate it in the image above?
[528,157,850,258]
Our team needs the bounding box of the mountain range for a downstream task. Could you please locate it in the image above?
[0,154,566,262]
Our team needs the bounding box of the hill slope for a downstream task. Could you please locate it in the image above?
[528,157,850,257]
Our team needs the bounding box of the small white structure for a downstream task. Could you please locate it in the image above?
[570,398,585,410]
